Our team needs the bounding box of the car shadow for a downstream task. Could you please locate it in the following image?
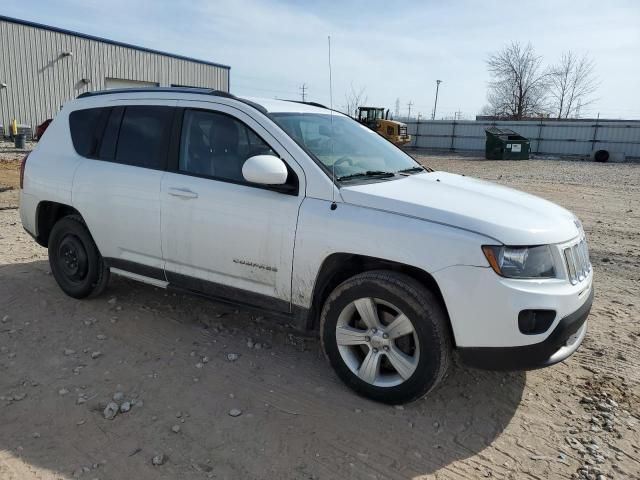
[0,260,525,479]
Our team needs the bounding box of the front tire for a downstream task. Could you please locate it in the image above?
[48,215,109,299]
[320,271,451,404]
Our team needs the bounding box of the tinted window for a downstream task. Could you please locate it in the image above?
[98,107,124,161]
[115,106,173,169]
[69,107,110,157]
[179,110,276,182]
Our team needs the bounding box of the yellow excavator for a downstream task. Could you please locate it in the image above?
[357,107,411,146]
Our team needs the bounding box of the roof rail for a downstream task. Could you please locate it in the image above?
[283,99,329,109]
[77,87,234,99]
[75,87,270,115]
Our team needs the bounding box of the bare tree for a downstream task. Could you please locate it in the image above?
[478,104,499,117]
[342,83,368,118]
[549,52,598,119]
[486,42,550,119]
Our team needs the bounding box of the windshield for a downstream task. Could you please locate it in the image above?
[270,113,421,181]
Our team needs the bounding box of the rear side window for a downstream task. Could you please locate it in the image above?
[69,108,110,157]
[98,107,124,161]
[115,106,173,169]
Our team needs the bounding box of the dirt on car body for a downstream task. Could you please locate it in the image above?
[1,143,639,479]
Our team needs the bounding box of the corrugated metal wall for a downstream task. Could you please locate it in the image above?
[0,17,230,134]
[405,119,640,159]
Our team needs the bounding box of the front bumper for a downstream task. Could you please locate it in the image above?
[458,286,593,370]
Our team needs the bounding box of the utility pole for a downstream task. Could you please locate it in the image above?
[394,98,400,118]
[431,80,442,120]
[575,100,582,119]
[407,100,413,119]
[299,83,307,102]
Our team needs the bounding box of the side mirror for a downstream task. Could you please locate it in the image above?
[242,155,288,185]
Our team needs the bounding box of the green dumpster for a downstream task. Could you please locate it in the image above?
[485,127,530,160]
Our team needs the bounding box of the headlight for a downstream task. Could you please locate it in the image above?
[482,245,556,278]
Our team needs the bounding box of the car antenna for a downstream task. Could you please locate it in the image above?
[328,35,337,211]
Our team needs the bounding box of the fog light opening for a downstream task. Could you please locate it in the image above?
[518,309,556,335]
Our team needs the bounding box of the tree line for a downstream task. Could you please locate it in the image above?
[482,41,598,120]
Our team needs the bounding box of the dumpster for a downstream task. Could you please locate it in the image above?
[485,127,530,160]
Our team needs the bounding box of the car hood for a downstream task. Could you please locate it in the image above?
[339,171,579,245]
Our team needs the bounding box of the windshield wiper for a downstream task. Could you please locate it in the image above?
[396,166,426,174]
[337,170,396,181]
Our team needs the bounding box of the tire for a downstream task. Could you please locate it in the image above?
[320,270,451,404]
[48,215,110,299]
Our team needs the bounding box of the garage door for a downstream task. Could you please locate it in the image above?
[104,78,159,89]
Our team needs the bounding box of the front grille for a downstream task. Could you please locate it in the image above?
[564,238,591,285]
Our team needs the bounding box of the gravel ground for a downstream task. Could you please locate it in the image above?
[0,141,639,479]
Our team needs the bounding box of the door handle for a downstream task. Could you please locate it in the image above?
[168,187,199,199]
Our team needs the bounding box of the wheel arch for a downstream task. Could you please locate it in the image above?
[309,253,455,345]
[35,201,83,247]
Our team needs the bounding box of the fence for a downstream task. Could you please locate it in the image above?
[404,119,640,159]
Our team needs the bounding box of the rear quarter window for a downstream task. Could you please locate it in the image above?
[68,107,110,157]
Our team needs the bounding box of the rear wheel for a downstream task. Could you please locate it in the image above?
[320,271,451,404]
[48,215,109,298]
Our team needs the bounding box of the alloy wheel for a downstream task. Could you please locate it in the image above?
[335,297,419,387]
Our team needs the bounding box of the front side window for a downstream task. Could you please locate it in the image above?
[115,106,173,169]
[179,109,276,182]
[271,113,420,181]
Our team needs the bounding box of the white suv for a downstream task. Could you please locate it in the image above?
[19,88,593,404]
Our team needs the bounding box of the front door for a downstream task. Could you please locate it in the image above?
[160,102,304,311]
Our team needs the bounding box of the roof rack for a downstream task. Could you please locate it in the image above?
[76,87,268,115]
[77,87,233,99]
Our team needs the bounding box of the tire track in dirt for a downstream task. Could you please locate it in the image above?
[2,154,640,479]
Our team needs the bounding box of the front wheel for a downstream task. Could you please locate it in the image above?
[320,271,451,404]
[48,215,109,299]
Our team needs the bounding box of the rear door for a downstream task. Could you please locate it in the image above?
[72,100,176,278]
[160,101,305,311]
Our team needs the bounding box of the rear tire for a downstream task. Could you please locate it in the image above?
[48,215,109,299]
[320,270,451,404]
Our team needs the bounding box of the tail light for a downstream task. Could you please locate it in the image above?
[20,153,29,189]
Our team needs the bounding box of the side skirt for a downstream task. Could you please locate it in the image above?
[103,258,311,331]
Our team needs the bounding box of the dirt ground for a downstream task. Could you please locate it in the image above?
[0,141,639,480]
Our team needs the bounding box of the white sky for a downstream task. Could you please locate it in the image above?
[4,0,640,119]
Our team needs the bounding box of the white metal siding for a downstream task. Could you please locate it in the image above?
[0,17,230,133]
[406,119,640,159]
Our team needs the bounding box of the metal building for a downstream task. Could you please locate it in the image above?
[0,15,230,136]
